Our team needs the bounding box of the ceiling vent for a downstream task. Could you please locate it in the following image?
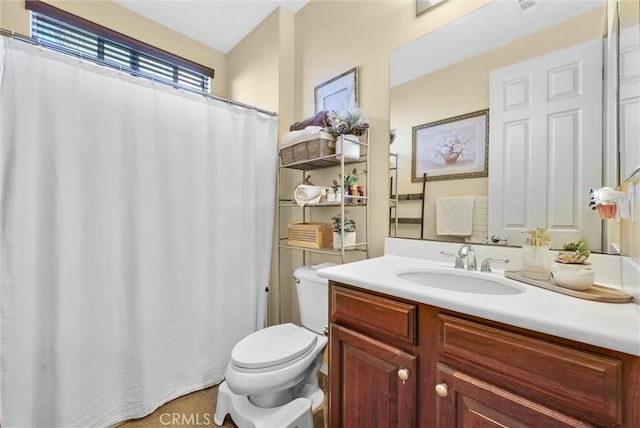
[518,0,537,12]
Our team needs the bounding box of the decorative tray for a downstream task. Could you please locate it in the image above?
[504,271,633,303]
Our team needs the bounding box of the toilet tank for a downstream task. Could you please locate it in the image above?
[294,264,335,334]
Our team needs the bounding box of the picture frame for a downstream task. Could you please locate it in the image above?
[314,67,358,114]
[416,0,449,16]
[411,109,489,182]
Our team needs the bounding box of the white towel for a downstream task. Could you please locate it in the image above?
[436,196,475,236]
[465,196,488,243]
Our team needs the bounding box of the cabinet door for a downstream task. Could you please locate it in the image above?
[435,364,588,428]
[330,324,416,428]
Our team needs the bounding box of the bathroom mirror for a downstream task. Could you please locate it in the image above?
[389,0,625,253]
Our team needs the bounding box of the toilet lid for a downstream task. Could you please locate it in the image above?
[231,323,318,370]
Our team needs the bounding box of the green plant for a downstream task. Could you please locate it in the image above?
[326,109,370,138]
[556,240,591,264]
[333,168,359,189]
[331,213,356,233]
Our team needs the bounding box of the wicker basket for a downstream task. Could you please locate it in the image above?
[288,223,333,249]
[279,137,336,165]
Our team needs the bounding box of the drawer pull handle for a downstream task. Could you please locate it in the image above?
[435,383,448,398]
[398,368,410,384]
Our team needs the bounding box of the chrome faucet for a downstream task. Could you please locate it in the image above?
[440,251,464,269]
[458,244,477,271]
[480,257,510,272]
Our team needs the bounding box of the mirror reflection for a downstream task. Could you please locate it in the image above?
[389,0,624,254]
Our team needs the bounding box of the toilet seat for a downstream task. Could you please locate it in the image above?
[231,323,318,371]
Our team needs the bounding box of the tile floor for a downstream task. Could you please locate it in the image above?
[118,374,327,427]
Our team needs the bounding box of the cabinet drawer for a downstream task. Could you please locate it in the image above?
[438,314,623,424]
[331,285,416,345]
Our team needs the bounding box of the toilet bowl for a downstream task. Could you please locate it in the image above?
[214,264,333,428]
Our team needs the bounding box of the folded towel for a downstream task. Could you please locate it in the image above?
[294,184,324,206]
[279,126,334,149]
[436,196,475,236]
[290,110,330,131]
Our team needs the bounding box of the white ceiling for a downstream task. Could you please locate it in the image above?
[114,0,310,53]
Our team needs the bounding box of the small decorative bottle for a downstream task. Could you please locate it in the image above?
[351,185,358,204]
[327,188,336,203]
[319,189,327,204]
[335,187,342,203]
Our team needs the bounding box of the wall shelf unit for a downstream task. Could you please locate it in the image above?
[277,133,369,263]
[275,133,370,322]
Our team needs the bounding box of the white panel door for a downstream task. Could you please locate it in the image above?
[489,39,602,250]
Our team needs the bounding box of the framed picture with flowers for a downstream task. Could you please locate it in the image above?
[314,67,358,114]
[411,109,489,182]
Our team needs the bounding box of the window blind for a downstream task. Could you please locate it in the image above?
[30,10,211,92]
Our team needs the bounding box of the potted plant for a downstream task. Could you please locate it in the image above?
[326,109,369,160]
[331,212,356,250]
[550,240,595,290]
[333,167,360,198]
[555,240,591,264]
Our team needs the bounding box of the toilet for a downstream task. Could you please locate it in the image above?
[213,264,333,428]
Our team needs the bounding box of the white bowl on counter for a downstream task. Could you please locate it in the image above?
[550,261,596,290]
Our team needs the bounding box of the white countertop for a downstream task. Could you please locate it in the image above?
[316,239,640,356]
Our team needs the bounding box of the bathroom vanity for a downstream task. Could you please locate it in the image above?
[319,239,640,427]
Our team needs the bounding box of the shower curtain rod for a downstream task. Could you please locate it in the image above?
[0,28,278,117]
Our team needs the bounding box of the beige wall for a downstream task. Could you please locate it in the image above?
[620,179,640,263]
[225,7,297,325]
[0,0,228,97]
[390,8,604,241]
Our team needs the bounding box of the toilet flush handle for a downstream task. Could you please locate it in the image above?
[292,276,300,284]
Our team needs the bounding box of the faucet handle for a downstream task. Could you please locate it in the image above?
[441,251,464,269]
[480,257,510,272]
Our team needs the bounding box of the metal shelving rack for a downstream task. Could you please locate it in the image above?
[276,132,369,262]
[389,152,426,238]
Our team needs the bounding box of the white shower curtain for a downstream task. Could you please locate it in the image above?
[0,38,277,427]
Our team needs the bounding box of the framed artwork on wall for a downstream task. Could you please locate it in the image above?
[416,0,449,16]
[314,67,358,114]
[411,109,489,182]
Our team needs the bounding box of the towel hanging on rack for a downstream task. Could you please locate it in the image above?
[436,196,475,236]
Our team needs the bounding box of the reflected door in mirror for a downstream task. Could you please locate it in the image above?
[488,39,602,250]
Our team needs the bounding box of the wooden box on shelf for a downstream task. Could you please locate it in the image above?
[287,223,333,249]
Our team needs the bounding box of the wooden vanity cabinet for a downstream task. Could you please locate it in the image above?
[328,281,640,428]
[328,284,428,427]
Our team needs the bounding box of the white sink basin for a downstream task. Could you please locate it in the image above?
[396,267,526,295]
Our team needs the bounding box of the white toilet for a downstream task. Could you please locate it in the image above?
[214,264,332,428]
